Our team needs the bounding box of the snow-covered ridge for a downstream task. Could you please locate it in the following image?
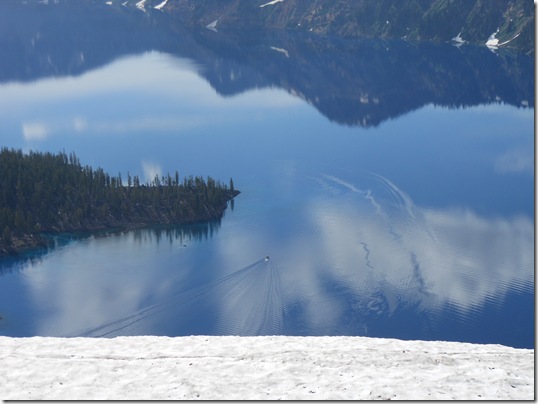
[0,336,533,400]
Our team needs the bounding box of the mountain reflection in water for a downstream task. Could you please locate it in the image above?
[0,1,533,126]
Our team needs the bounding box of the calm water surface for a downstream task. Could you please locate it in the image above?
[0,3,534,348]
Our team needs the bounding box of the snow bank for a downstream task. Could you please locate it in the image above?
[0,336,533,400]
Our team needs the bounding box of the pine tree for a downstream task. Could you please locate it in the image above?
[0,148,239,254]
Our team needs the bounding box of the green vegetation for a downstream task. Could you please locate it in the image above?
[0,148,239,255]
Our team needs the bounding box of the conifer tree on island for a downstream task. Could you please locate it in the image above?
[0,148,240,255]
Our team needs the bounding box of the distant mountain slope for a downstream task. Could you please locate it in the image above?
[22,0,533,52]
[160,0,534,53]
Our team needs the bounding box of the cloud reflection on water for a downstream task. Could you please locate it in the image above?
[495,148,533,175]
[22,239,160,336]
[306,172,532,322]
[17,169,533,340]
[214,169,533,337]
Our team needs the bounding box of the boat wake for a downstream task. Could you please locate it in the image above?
[74,257,284,337]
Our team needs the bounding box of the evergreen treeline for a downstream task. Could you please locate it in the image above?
[0,148,239,254]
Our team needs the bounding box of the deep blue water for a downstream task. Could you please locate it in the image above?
[0,2,534,348]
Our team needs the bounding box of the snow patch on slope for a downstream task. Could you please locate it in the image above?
[260,0,285,8]
[270,46,289,57]
[154,0,168,10]
[135,0,146,11]
[451,31,465,44]
[486,28,500,47]
[206,19,219,32]
[498,32,521,46]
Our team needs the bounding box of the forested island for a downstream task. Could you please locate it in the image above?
[0,148,239,256]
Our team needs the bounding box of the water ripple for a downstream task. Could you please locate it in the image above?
[75,257,284,337]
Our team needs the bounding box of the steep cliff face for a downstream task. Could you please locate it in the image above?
[161,0,534,53]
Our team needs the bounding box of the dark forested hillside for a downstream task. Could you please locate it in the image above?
[3,0,532,53]
[162,0,534,54]
[0,148,239,255]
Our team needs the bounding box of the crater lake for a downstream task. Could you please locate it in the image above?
[0,1,534,348]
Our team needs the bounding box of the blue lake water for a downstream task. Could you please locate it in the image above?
[0,3,534,348]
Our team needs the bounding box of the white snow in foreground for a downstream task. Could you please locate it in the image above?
[0,336,533,400]
[260,0,285,8]
[154,0,168,10]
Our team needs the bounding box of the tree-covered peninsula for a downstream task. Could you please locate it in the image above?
[0,148,239,255]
